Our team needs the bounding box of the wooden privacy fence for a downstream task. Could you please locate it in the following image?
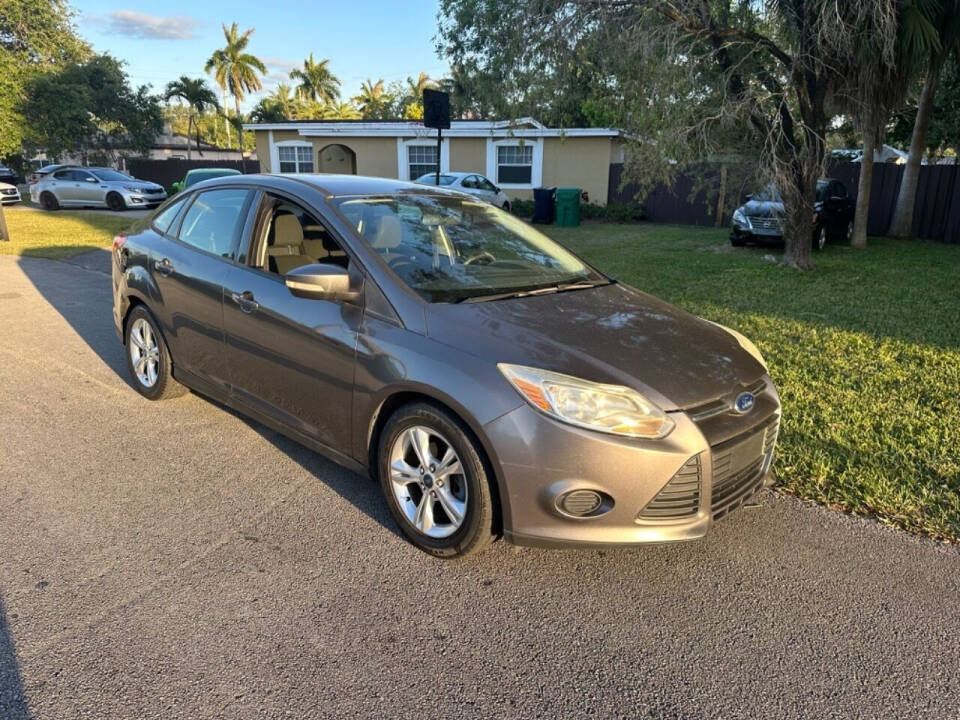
[608,161,960,243]
[125,159,260,189]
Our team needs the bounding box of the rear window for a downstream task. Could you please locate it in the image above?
[176,188,251,258]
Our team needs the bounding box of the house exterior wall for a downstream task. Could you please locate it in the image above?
[541,137,611,205]
[252,124,616,205]
[449,138,486,174]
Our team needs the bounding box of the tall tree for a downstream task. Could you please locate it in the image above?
[25,53,162,163]
[400,72,436,119]
[354,78,391,118]
[0,0,90,159]
[205,22,266,146]
[888,1,960,239]
[440,0,895,270]
[289,54,340,103]
[164,76,220,160]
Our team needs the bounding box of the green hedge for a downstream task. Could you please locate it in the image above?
[510,199,646,223]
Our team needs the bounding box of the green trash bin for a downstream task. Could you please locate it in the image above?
[555,187,581,227]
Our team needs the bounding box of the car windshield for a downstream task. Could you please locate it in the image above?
[415,174,457,186]
[91,169,132,182]
[751,185,782,202]
[335,194,604,303]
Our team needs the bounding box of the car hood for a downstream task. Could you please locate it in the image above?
[739,200,784,216]
[425,283,766,411]
[106,179,161,190]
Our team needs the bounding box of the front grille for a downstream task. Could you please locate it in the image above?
[711,417,779,520]
[636,454,702,521]
[747,216,782,232]
[144,188,165,195]
[687,379,767,422]
[0,188,16,196]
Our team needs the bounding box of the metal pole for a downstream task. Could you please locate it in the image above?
[0,202,9,242]
[436,126,442,187]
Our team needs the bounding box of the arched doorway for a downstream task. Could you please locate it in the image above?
[318,144,357,174]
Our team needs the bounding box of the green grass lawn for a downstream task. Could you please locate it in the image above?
[546,222,960,543]
[0,206,134,259]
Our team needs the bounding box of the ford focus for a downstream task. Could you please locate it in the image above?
[111,174,780,557]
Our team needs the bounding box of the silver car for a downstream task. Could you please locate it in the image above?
[0,182,21,205]
[31,167,167,211]
[414,171,512,211]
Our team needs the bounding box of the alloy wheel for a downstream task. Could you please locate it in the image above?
[818,226,827,250]
[846,220,854,243]
[388,426,467,538]
[129,317,160,388]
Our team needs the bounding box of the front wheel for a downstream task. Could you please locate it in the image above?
[379,403,497,558]
[106,192,127,212]
[813,224,827,251]
[502,201,512,213]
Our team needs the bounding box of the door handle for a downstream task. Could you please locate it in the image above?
[230,291,259,313]
[154,258,175,277]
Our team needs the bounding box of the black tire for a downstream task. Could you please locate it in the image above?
[106,192,127,212]
[813,224,827,251]
[730,237,746,247]
[502,201,512,213]
[378,402,497,558]
[124,305,186,400]
[40,191,59,211]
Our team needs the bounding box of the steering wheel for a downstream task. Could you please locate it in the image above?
[463,251,496,266]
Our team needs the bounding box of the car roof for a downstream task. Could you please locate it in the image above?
[187,168,242,176]
[198,173,473,199]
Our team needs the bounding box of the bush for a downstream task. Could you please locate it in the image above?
[509,199,646,223]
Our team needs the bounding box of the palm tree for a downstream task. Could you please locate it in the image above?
[354,78,388,118]
[400,72,436,120]
[324,101,361,120]
[289,54,341,104]
[164,76,220,160]
[205,22,267,146]
[889,2,960,239]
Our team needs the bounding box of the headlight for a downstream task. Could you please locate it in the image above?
[705,321,767,368]
[498,364,675,438]
[732,209,750,228]
[122,185,142,192]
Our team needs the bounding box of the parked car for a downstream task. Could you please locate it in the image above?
[28,164,77,185]
[171,167,242,193]
[414,171,512,211]
[112,174,780,557]
[730,178,855,250]
[0,182,22,205]
[31,167,167,211]
[0,164,20,186]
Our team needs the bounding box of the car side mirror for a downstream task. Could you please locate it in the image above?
[86,177,98,182]
[285,263,360,303]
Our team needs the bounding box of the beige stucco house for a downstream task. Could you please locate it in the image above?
[243,118,622,205]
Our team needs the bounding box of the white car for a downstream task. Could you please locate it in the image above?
[0,182,21,205]
[414,171,512,211]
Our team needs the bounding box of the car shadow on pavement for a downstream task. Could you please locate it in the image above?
[0,595,31,720]
[16,252,402,542]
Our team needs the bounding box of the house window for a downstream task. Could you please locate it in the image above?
[496,144,533,184]
[278,145,313,173]
[408,145,438,179]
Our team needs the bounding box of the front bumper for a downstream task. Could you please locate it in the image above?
[118,188,166,207]
[0,190,21,204]
[730,226,783,244]
[485,376,781,548]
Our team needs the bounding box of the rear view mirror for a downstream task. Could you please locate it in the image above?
[285,263,359,303]
[86,177,98,183]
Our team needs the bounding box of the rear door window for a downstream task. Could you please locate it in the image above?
[176,188,252,258]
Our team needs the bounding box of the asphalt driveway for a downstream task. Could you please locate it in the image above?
[0,252,958,719]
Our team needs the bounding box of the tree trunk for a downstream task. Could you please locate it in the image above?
[222,88,232,148]
[851,111,877,249]
[715,164,727,228]
[782,195,815,270]
[888,60,940,239]
[0,203,9,242]
[186,116,193,161]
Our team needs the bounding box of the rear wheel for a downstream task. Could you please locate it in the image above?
[502,201,512,213]
[40,191,59,211]
[730,236,746,247]
[106,192,126,212]
[813,224,827,251]
[378,403,497,558]
[124,306,186,400]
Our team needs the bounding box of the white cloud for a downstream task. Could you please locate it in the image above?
[261,57,299,84]
[103,11,202,40]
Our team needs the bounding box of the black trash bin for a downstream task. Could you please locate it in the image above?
[533,186,556,224]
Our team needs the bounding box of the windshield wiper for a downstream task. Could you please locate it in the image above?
[457,278,611,304]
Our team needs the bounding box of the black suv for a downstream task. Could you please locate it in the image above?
[730,178,855,251]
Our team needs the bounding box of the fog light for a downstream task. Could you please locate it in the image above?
[556,489,612,518]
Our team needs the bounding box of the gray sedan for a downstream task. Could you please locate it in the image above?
[31,167,166,211]
[414,171,512,211]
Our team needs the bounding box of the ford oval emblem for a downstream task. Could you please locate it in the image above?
[734,392,755,414]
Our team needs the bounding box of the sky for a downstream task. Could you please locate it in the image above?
[71,0,450,110]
